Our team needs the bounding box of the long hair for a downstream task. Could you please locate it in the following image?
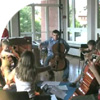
[16,50,37,82]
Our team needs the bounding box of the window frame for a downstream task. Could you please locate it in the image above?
[95,0,100,40]
[66,0,87,44]
[19,3,59,42]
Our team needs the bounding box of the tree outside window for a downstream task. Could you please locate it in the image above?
[20,6,41,35]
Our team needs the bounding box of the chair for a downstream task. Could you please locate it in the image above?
[0,90,30,100]
[78,44,88,74]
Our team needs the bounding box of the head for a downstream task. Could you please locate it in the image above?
[1,39,10,51]
[16,50,36,81]
[87,40,96,51]
[52,30,60,40]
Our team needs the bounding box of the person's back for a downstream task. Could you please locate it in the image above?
[15,76,35,98]
[14,50,53,99]
[15,51,36,98]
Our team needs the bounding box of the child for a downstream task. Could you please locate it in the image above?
[81,40,96,52]
[7,50,53,99]
[0,39,17,87]
[70,40,97,87]
[80,40,96,61]
[68,42,100,100]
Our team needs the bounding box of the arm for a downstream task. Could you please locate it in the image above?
[62,39,70,53]
[10,47,20,59]
[36,62,55,73]
[36,65,51,73]
[7,68,16,85]
[40,40,49,49]
[84,50,97,61]
[1,50,14,57]
[80,48,89,52]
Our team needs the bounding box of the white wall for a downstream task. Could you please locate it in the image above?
[87,0,96,41]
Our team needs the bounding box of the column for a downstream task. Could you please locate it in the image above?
[10,12,20,37]
[87,0,95,40]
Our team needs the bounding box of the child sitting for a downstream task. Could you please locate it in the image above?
[7,50,54,99]
[70,40,97,87]
[80,40,96,61]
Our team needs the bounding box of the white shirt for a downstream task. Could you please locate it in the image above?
[15,76,35,98]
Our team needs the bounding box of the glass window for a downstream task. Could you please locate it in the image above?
[20,6,32,33]
[97,0,100,28]
[75,0,87,28]
[68,31,73,41]
[75,32,81,41]
[35,6,46,41]
[68,0,72,27]
[75,32,87,43]
[67,0,87,43]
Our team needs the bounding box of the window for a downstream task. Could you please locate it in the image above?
[96,0,100,40]
[19,1,59,42]
[35,6,46,41]
[68,0,72,27]
[20,6,32,33]
[75,0,87,28]
[97,0,100,28]
[67,0,87,43]
[68,31,72,41]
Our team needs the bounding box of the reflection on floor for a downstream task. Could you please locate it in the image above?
[37,55,83,82]
[67,55,81,82]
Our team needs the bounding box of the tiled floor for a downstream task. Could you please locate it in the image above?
[37,55,83,82]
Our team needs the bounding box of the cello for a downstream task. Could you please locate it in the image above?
[69,56,100,100]
[50,0,67,71]
[49,30,67,71]
[50,42,66,71]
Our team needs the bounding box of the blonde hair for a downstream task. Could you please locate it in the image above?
[16,50,37,82]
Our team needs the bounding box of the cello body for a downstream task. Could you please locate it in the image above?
[69,63,100,100]
[50,43,66,71]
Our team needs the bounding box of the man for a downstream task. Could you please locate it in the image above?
[40,30,70,81]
